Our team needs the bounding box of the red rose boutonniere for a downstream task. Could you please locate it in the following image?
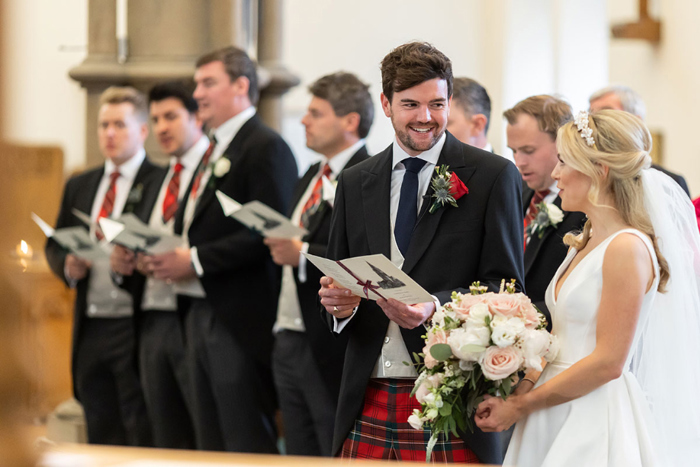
[428,165,469,214]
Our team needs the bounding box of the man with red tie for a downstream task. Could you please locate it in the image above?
[45,87,164,446]
[110,81,208,449]
[263,72,373,456]
[504,95,586,328]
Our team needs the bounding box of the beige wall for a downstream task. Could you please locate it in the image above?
[608,0,699,196]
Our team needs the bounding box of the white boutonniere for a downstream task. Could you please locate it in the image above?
[527,202,564,239]
[213,157,231,178]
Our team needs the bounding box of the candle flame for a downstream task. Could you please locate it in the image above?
[20,240,29,255]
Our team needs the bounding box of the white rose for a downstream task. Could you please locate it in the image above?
[431,307,446,327]
[213,157,231,177]
[520,328,551,371]
[408,412,425,430]
[546,203,564,224]
[447,327,490,362]
[466,302,491,327]
[544,334,560,362]
[491,317,526,348]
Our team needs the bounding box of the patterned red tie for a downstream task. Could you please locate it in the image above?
[190,138,216,202]
[96,170,120,240]
[523,189,551,249]
[161,162,184,223]
[300,164,332,228]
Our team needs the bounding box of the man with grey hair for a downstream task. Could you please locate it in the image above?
[447,77,514,164]
[263,71,372,456]
[589,85,689,195]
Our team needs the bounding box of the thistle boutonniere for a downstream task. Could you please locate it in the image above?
[527,202,564,239]
[123,182,143,213]
[208,157,231,188]
[428,165,469,214]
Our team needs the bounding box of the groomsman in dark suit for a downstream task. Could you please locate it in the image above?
[263,72,373,456]
[504,95,586,327]
[111,81,208,449]
[140,47,297,453]
[319,42,524,464]
[45,87,163,446]
[589,85,690,196]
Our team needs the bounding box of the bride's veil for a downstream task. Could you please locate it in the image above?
[633,168,700,463]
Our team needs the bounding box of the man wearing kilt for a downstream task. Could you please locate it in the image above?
[319,42,524,463]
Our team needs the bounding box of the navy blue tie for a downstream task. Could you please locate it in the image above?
[395,157,427,257]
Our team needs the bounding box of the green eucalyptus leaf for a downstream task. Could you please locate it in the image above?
[430,343,453,361]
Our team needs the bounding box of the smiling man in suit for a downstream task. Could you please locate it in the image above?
[263,72,373,456]
[318,42,523,463]
[140,46,297,453]
[45,86,164,446]
[504,95,586,328]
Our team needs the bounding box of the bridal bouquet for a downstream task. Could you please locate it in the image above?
[408,280,559,460]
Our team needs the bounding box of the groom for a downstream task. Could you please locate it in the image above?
[319,42,524,463]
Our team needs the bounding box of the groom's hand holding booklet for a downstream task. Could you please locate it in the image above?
[304,252,434,304]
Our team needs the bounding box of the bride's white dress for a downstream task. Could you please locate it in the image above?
[504,229,662,466]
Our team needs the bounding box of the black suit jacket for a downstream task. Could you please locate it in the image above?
[45,157,165,399]
[652,163,690,197]
[522,188,587,328]
[173,114,297,374]
[289,146,369,398]
[325,132,524,463]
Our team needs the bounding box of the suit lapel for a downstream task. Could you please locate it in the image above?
[361,147,393,257]
[524,195,565,274]
[80,168,105,216]
[402,134,475,275]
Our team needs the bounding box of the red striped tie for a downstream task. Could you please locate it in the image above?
[96,170,120,240]
[523,189,550,249]
[162,162,183,223]
[300,164,332,228]
[190,138,216,201]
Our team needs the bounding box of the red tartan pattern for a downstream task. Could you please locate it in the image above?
[340,379,480,463]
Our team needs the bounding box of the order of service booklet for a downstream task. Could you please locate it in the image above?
[303,252,433,304]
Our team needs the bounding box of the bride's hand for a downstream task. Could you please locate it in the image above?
[474,395,524,432]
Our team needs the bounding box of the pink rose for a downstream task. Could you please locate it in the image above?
[487,294,523,318]
[480,346,523,381]
[452,294,485,319]
[415,374,444,404]
[422,329,447,369]
[520,299,541,329]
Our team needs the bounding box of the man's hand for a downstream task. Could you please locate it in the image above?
[65,254,91,281]
[319,276,361,319]
[377,298,435,329]
[263,237,303,266]
[110,245,136,276]
[146,247,196,282]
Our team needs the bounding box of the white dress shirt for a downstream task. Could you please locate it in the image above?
[89,149,146,227]
[183,107,256,276]
[334,134,446,378]
[141,135,209,310]
[274,139,366,333]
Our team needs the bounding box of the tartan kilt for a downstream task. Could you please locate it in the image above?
[340,379,480,463]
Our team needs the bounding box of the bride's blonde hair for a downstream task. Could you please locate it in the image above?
[556,110,669,291]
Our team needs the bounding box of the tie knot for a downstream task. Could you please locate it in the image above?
[321,163,332,178]
[173,162,184,173]
[109,171,121,183]
[402,157,427,174]
[533,189,551,203]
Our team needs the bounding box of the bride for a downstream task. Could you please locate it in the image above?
[475,110,700,466]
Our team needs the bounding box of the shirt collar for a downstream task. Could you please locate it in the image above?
[212,106,256,150]
[325,139,366,176]
[482,142,493,152]
[547,181,560,196]
[391,132,446,169]
[104,148,145,181]
[174,135,210,170]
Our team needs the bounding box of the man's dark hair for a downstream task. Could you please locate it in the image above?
[308,72,375,139]
[196,46,259,105]
[380,42,453,102]
[148,81,198,113]
[452,77,492,133]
